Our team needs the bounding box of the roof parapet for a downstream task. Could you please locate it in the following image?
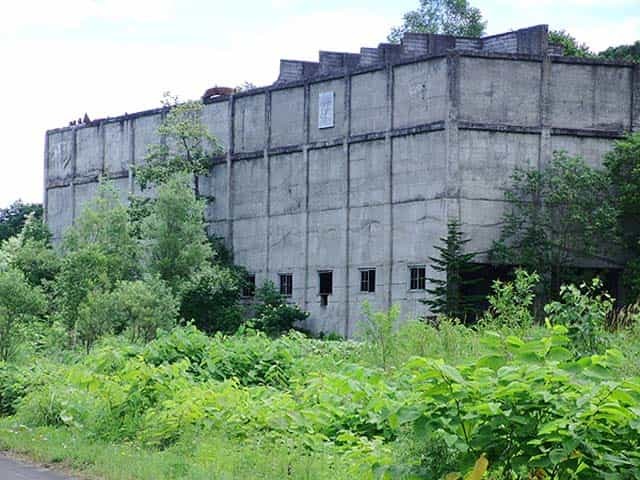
[274,24,553,85]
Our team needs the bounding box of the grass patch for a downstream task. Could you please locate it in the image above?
[0,418,351,480]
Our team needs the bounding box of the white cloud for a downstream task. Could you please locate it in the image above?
[0,7,395,207]
[0,0,175,35]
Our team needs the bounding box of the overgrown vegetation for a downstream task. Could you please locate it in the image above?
[2,94,640,479]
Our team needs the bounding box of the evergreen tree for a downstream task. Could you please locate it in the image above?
[422,219,483,321]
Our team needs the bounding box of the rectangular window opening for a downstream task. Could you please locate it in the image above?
[319,271,333,295]
[242,274,256,297]
[360,268,376,293]
[279,273,293,297]
[410,266,426,290]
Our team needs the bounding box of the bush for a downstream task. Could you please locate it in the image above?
[0,268,47,361]
[179,266,244,334]
[484,269,539,328]
[545,278,613,355]
[76,277,179,350]
[358,301,400,370]
[252,281,309,336]
[10,240,60,288]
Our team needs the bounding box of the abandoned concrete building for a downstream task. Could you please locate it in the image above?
[44,24,640,336]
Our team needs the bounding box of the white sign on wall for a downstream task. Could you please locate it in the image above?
[318,91,335,129]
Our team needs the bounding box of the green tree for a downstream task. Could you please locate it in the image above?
[604,132,640,299]
[0,268,47,360]
[548,30,593,57]
[141,174,213,292]
[179,265,244,334]
[0,201,42,244]
[422,220,483,321]
[388,0,486,43]
[599,41,640,63]
[491,151,618,299]
[63,180,140,282]
[55,181,140,331]
[134,93,222,197]
[6,213,59,288]
[76,276,178,350]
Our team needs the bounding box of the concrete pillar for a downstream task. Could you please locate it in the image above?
[344,73,352,337]
[445,53,461,218]
[632,64,640,133]
[303,83,311,311]
[71,128,77,224]
[385,64,394,311]
[264,91,272,278]
[100,122,106,176]
[127,118,135,194]
[226,96,235,248]
[539,55,553,169]
[43,133,49,222]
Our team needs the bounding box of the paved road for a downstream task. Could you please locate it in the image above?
[0,453,75,479]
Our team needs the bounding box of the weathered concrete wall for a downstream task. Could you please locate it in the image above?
[45,44,638,336]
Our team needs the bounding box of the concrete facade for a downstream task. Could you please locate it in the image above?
[44,25,640,336]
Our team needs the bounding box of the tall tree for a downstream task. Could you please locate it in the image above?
[422,219,483,321]
[388,0,486,43]
[134,93,222,197]
[604,132,640,300]
[141,174,213,292]
[55,180,140,330]
[491,151,618,299]
[0,201,42,243]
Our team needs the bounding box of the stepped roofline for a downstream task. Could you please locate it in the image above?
[274,24,560,85]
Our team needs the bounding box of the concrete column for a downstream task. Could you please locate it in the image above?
[344,73,352,337]
[226,96,235,248]
[632,64,640,133]
[100,122,106,176]
[71,128,78,224]
[264,91,272,278]
[539,55,553,169]
[385,64,394,311]
[43,133,49,222]
[445,53,461,219]
[303,83,311,311]
[128,118,135,194]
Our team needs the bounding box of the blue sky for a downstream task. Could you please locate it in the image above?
[1,0,638,207]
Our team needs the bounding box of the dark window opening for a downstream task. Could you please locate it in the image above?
[360,269,376,293]
[319,271,333,295]
[410,266,426,290]
[242,274,256,297]
[319,271,333,307]
[279,273,293,297]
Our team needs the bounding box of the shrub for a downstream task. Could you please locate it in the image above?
[179,266,244,334]
[77,277,178,350]
[252,281,309,336]
[204,332,295,387]
[10,239,60,288]
[484,269,539,328]
[391,327,638,479]
[0,268,47,361]
[545,278,613,355]
[358,301,400,370]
